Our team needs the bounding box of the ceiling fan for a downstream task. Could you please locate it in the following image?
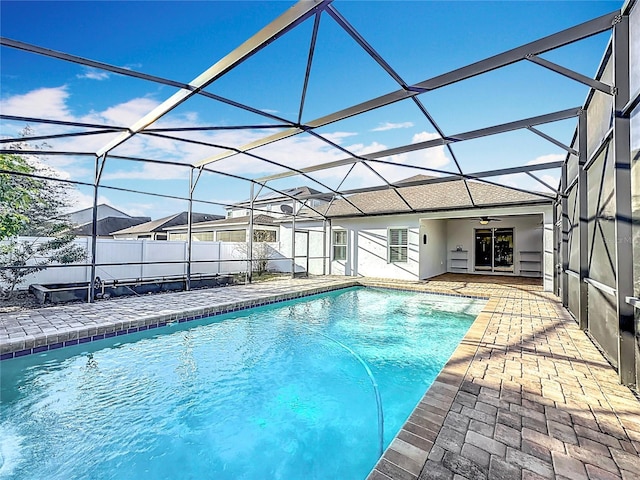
[476,216,502,225]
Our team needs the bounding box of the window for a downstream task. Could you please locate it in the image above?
[254,229,277,242]
[388,228,408,263]
[216,230,246,242]
[332,230,347,261]
[168,232,214,241]
[193,232,214,241]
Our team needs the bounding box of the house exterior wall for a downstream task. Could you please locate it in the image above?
[113,232,167,241]
[419,219,448,280]
[328,216,421,280]
[69,205,131,225]
[445,215,543,277]
[327,204,554,290]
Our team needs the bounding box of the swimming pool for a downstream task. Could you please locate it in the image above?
[0,287,485,479]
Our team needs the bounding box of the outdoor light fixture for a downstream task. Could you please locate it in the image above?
[478,216,501,225]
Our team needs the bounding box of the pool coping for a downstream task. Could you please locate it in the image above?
[0,278,487,361]
[0,279,357,359]
[365,294,498,480]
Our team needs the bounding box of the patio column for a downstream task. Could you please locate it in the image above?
[561,159,569,308]
[328,218,332,275]
[89,153,107,303]
[613,14,635,385]
[248,183,254,284]
[552,202,558,295]
[186,168,194,291]
[322,218,327,275]
[291,200,296,278]
[578,109,588,330]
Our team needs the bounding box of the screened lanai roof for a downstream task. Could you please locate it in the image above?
[0,0,624,221]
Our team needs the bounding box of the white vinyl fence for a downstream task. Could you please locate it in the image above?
[0,237,299,290]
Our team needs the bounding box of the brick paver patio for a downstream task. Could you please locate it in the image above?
[1,274,639,478]
[366,274,640,480]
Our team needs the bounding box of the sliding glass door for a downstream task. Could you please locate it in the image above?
[475,229,493,271]
[474,228,514,273]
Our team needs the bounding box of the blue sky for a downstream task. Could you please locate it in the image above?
[0,0,623,219]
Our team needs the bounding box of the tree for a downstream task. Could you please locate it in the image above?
[0,129,86,298]
[0,154,39,239]
[235,229,278,277]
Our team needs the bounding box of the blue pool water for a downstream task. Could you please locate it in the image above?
[0,287,485,480]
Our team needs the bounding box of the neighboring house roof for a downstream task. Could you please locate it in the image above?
[307,175,552,218]
[112,212,224,235]
[230,186,332,208]
[67,204,133,223]
[165,214,277,231]
[71,216,151,236]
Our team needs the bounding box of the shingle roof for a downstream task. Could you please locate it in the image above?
[67,203,133,219]
[71,216,151,236]
[312,175,551,218]
[112,212,223,235]
[231,186,333,208]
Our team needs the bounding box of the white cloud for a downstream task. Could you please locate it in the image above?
[306,131,452,189]
[62,190,112,213]
[526,153,565,165]
[371,121,414,132]
[348,141,388,156]
[495,171,559,194]
[325,131,358,140]
[77,68,110,81]
[102,163,189,181]
[1,86,72,120]
[0,87,452,214]
[539,173,560,189]
[411,131,439,143]
[62,189,156,218]
[84,97,160,126]
[383,131,451,177]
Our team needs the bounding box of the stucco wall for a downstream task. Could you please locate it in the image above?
[419,219,448,280]
[329,216,422,281]
[327,204,554,289]
[445,215,543,277]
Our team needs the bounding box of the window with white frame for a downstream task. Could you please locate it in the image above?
[216,229,246,242]
[332,230,347,261]
[388,228,408,263]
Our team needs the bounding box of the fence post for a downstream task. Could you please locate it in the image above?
[140,240,146,280]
